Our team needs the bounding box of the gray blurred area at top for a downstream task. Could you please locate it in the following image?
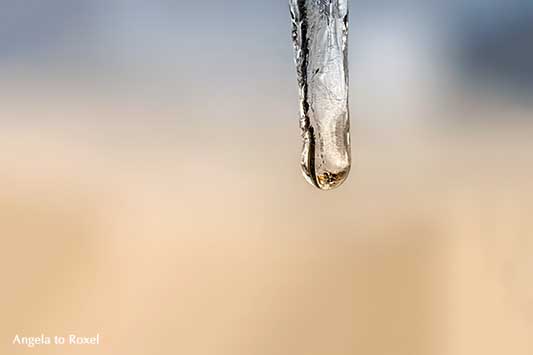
[0,0,532,120]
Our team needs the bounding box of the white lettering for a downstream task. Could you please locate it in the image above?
[12,334,50,348]
[68,334,100,345]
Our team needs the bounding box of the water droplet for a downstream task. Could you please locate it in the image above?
[290,0,351,190]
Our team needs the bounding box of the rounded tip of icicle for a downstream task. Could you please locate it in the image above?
[302,167,351,191]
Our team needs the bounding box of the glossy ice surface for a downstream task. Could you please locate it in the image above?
[290,0,351,190]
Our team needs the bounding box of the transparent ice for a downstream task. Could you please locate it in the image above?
[290,0,351,190]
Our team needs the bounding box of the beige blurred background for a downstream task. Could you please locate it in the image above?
[1,1,533,354]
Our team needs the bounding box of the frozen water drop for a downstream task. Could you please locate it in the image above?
[290,0,351,190]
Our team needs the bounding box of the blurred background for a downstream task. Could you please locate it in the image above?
[1,1,533,354]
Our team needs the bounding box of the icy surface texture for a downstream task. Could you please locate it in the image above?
[290,0,351,190]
